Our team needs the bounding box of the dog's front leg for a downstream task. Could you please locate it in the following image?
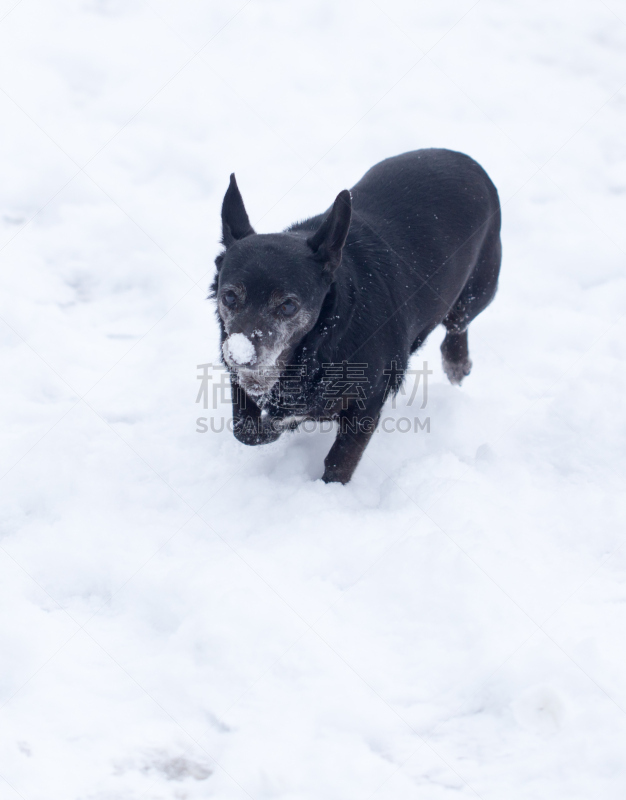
[230,375,282,445]
[322,411,380,484]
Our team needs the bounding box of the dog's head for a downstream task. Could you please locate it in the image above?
[213,174,351,398]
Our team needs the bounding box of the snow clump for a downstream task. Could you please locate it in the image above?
[224,333,256,365]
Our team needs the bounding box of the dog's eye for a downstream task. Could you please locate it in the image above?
[221,290,238,308]
[279,299,298,317]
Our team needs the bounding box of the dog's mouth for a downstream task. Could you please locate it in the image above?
[222,326,306,400]
[226,337,295,399]
[234,366,281,398]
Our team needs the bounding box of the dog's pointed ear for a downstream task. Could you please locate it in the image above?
[307,190,352,272]
[221,173,255,247]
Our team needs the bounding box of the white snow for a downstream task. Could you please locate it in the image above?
[1,2,626,799]
[224,333,256,366]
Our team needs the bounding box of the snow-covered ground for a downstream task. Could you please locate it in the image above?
[1,1,626,797]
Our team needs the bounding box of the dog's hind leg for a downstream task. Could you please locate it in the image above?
[441,229,501,385]
[441,329,471,385]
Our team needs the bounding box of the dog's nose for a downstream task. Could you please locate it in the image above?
[223,332,257,366]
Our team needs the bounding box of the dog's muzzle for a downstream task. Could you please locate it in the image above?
[234,367,280,399]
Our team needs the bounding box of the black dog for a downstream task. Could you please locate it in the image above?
[211,149,501,484]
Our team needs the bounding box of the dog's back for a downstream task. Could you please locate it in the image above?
[351,148,499,231]
[291,148,501,369]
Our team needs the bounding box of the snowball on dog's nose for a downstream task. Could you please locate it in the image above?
[223,333,257,366]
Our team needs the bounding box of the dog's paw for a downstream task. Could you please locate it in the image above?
[321,462,353,484]
[233,420,282,445]
[442,356,472,386]
[321,470,350,485]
